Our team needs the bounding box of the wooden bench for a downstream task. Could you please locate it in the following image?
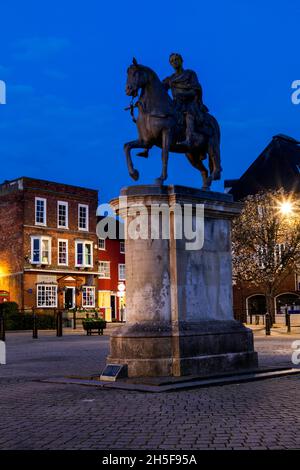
[82,320,106,336]
[85,326,105,336]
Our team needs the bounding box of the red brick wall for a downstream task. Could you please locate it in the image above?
[23,178,98,233]
[233,272,297,319]
[22,178,98,270]
[97,238,126,321]
[0,177,99,310]
[0,191,24,273]
[0,191,24,306]
[23,272,92,311]
[97,238,125,292]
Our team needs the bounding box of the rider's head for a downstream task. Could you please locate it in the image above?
[169,53,183,71]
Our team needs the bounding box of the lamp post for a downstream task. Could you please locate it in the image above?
[117,282,126,322]
[31,307,38,339]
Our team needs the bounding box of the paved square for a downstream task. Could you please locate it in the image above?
[0,328,300,450]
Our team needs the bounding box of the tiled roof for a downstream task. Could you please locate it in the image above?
[224,134,300,200]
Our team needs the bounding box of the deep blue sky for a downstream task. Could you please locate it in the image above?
[0,1,299,203]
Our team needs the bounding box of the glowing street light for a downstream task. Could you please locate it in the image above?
[117,282,126,297]
[279,200,294,216]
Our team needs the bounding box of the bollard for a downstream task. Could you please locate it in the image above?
[285,306,288,326]
[0,306,6,365]
[249,314,253,325]
[287,313,291,333]
[32,313,38,339]
[73,310,76,330]
[0,339,6,365]
[0,305,5,342]
[265,313,271,336]
[56,311,63,337]
[255,315,259,325]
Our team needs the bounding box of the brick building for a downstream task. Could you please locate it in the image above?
[0,177,99,312]
[97,217,126,322]
[225,134,300,322]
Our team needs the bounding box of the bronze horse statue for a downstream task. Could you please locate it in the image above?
[124,58,222,190]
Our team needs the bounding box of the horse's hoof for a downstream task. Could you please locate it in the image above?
[130,169,139,181]
[154,177,164,186]
[212,170,221,181]
[201,177,212,191]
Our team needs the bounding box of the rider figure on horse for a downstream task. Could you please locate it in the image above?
[163,52,209,146]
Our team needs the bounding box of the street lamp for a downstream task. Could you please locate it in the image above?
[278,200,293,216]
[117,282,126,322]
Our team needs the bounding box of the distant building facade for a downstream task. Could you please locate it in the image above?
[97,217,126,322]
[0,177,98,312]
[225,135,300,322]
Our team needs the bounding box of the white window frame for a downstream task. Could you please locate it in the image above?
[35,197,47,226]
[78,204,89,231]
[98,261,111,279]
[58,239,69,266]
[57,201,69,229]
[120,241,125,254]
[118,263,126,281]
[36,284,57,308]
[75,240,93,267]
[98,238,106,250]
[82,286,95,308]
[31,236,52,265]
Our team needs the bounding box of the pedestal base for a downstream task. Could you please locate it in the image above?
[107,185,258,378]
[108,320,258,377]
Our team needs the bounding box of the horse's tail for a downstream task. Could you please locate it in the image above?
[205,113,221,145]
[205,113,222,177]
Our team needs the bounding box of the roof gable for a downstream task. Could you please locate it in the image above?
[225,135,300,200]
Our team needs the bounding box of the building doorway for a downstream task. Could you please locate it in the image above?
[64,287,75,309]
[111,295,117,321]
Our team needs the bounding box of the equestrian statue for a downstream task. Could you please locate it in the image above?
[124,53,222,190]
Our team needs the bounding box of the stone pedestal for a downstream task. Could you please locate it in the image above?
[108,185,258,377]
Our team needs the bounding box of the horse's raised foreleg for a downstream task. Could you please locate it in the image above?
[124,140,150,181]
[155,129,171,186]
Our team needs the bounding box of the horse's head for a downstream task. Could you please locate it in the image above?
[126,58,150,97]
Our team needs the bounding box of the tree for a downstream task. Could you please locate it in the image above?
[232,189,300,322]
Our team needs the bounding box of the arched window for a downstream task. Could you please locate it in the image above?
[275,293,300,314]
[246,295,266,316]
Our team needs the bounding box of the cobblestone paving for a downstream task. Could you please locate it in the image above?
[1,329,300,450]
